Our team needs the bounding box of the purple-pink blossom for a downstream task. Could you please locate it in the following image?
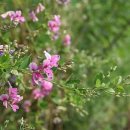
[53,15,61,26]
[1,10,25,24]
[43,68,53,80]
[29,51,60,100]
[32,88,44,100]
[9,88,23,112]
[29,11,38,22]
[10,11,25,24]
[48,21,60,33]
[29,3,45,22]
[32,80,53,100]
[0,88,23,112]
[29,62,38,71]
[32,72,44,86]
[42,80,53,94]
[35,3,45,14]
[48,15,61,40]
[0,94,9,108]
[63,34,71,46]
[23,100,31,112]
[43,51,60,68]
[48,15,61,33]
[43,51,60,80]
[1,11,14,19]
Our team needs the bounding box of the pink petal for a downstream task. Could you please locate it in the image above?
[11,104,19,112]
[3,101,8,108]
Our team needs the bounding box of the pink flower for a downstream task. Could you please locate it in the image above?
[9,88,23,112]
[48,15,61,40]
[1,10,25,24]
[48,21,60,33]
[29,11,38,22]
[29,51,60,100]
[0,94,9,108]
[10,11,25,24]
[10,104,19,112]
[50,55,60,67]
[29,3,45,22]
[1,11,14,19]
[43,59,51,68]
[48,15,61,33]
[32,72,44,86]
[23,100,31,112]
[42,80,53,92]
[32,88,44,100]
[41,80,53,96]
[43,67,53,80]
[0,88,23,112]
[44,51,60,68]
[53,15,61,26]
[63,34,71,46]
[43,51,60,80]
[9,88,23,104]
[9,88,17,96]
[32,80,53,100]
[29,62,38,71]
[35,3,45,14]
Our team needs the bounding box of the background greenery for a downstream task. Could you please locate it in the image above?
[0,0,130,130]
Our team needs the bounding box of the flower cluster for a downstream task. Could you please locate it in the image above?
[0,88,23,112]
[29,51,60,100]
[29,3,45,22]
[0,2,70,113]
[0,45,15,56]
[1,10,25,25]
[48,15,61,40]
[1,3,45,24]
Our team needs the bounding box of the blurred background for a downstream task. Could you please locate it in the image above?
[0,0,130,130]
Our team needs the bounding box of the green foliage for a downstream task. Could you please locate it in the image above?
[0,0,130,130]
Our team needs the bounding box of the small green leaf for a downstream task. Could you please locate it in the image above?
[117,85,124,92]
[66,79,80,84]
[117,76,122,85]
[19,55,31,69]
[96,79,101,88]
[0,54,10,63]
[95,72,104,83]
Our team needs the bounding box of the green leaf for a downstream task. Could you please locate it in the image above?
[0,54,10,69]
[117,76,122,85]
[96,79,101,88]
[95,72,104,83]
[117,85,124,92]
[66,79,80,84]
[19,55,31,69]
[38,101,48,108]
